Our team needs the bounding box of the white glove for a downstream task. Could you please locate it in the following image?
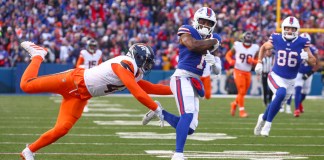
[209,39,219,53]
[205,51,216,65]
[300,50,308,60]
[154,101,164,127]
[211,56,222,75]
[255,62,263,75]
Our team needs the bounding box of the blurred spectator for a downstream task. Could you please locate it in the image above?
[0,0,322,71]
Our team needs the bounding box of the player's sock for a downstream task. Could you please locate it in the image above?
[301,93,306,102]
[294,86,302,110]
[175,113,193,153]
[262,104,271,120]
[266,87,286,122]
[162,110,179,129]
[286,95,292,105]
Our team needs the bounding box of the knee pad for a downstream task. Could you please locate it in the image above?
[188,128,195,135]
[276,87,287,101]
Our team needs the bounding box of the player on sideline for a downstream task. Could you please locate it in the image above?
[254,16,316,137]
[225,31,260,118]
[142,7,222,160]
[19,42,172,160]
[283,33,319,117]
[75,39,103,112]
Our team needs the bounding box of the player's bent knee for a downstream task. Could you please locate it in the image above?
[188,128,195,135]
[276,87,287,100]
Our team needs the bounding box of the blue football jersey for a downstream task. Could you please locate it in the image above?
[298,45,317,74]
[177,25,221,76]
[270,33,310,79]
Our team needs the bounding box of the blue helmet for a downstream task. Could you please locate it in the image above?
[126,43,155,73]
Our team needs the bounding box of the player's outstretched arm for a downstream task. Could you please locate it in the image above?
[258,41,273,62]
[180,34,217,53]
[111,63,159,111]
[137,80,172,95]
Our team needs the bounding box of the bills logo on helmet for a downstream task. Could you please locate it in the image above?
[289,17,294,25]
[207,8,212,17]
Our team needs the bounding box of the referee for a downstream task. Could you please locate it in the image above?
[261,49,274,107]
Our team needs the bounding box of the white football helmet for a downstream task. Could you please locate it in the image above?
[281,16,300,40]
[300,32,311,42]
[86,39,98,53]
[192,7,217,38]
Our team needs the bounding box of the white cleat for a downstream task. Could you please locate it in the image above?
[171,152,187,160]
[285,104,292,114]
[20,41,48,60]
[261,122,272,137]
[279,106,284,113]
[254,114,265,136]
[142,110,157,125]
[20,145,35,160]
[83,105,89,113]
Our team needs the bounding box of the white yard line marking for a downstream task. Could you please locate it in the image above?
[82,113,143,117]
[94,120,167,126]
[116,132,236,141]
[1,142,324,147]
[88,108,138,112]
[2,133,324,139]
[146,150,310,159]
[0,152,148,156]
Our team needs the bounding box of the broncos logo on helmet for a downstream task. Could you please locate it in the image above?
[241,31,254,46]
[126,43,155,74]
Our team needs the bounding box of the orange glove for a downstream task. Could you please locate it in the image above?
[247,57,258,65]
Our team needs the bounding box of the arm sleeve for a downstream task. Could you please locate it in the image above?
[137,80,172,95]
[111,63,158,111]
[225,50,234,63]
[75,56,84,68]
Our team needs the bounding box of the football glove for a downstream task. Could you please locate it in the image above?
[154,101,164,127]
[300,50,308,60]
[255,62,263,75]
[205,51,216,65]
[211,56,222,75]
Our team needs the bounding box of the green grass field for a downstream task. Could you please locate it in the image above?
[0,95,323,160]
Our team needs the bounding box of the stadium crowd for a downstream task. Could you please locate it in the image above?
[0,0,323,70]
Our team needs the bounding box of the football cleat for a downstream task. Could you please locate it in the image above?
[254,114,265,136]
[279,106,284,113]
[171,153,187,160]
[142,110,157,125]
[20,145,35,160]
[285,104,292,114]
[239,110,248,118]
[261,122,272,137]
[83,105,89,113]
[230,101,237,116]
[294,109,300,117]
[20,41,48,60]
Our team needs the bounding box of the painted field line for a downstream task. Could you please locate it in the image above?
[82,113,143,117]
[0,152,148,156]
[1,142,324,147]
[87,108,138,112]
[2,133,324,139]
[1,126,324,131]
